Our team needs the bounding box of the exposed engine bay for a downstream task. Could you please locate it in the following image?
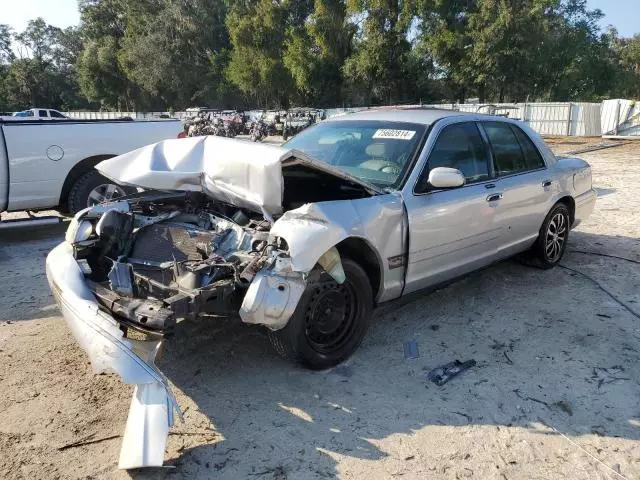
[70,185,365,337]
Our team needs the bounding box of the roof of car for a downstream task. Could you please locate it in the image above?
[324,108,466,125]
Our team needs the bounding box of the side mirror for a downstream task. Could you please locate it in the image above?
[428,167,465,189]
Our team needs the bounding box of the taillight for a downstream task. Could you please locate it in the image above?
[177,131,185,139]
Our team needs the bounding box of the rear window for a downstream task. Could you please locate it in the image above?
[512,126,545,170]
[483,122,528,176]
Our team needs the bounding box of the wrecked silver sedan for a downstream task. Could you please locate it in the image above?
[46,109,596,468]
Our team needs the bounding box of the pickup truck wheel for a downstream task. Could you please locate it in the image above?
[268,258,373,370]
[530,203,570,269]
[67,169,135,214]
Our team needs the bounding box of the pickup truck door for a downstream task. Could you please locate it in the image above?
[402,121,502,294]
[0,126,8,211]
[478,121,553,258]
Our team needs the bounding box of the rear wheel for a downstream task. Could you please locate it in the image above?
[67,169,135,214]
[268,258,373,370]
[530,203,570,269]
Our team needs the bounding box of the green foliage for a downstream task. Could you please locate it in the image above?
[225,0,294,107]
[343,0,417,105]
[1,0,639,112]
[283,0,354,105]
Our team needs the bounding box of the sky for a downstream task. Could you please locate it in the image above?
[1,0,638,37]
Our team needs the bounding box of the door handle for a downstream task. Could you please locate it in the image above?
[486,193,503,202]
[542,180,552,187]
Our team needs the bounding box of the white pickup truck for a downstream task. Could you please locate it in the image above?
[0,118,182,219]
[10,108,69,119]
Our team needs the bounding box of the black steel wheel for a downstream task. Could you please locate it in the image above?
[531,203,570,269]
[268,258,373,369]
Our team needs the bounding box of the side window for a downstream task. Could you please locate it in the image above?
[50,110,66,118]
[39,110,48,117]
[512,126,545,170]
[417,122,490,192]
[482,121,527,176]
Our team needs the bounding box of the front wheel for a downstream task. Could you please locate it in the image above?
[530,203,570,269]
[268,258,373,370]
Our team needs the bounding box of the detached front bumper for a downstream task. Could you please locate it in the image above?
[46,242,181,469]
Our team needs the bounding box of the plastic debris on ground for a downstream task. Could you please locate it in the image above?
[426,359,476,386]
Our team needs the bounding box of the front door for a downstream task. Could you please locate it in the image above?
[403,121,502,294]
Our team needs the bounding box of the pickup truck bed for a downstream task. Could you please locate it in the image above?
[0,118,182,213]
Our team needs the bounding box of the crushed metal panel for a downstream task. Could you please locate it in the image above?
[95,137,384,217]
[269,194,405,273]
[239,256,306,330]
[96,136,287,215]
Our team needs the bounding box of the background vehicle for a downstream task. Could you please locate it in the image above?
[9,108,69,119]
[0,117,182,218]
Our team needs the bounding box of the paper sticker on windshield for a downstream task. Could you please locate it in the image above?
[372,129,416,140]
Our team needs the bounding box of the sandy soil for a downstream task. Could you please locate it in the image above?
[0,138,639,479]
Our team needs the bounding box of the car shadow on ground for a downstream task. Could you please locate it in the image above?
[129,229,640,479]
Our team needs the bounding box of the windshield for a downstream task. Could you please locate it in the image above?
[283,120,427,188]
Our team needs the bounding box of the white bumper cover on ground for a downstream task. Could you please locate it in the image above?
[45,242,180,469]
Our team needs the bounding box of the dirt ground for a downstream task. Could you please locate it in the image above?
[0,137,639,480]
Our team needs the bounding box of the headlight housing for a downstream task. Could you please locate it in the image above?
[65,218,94,244]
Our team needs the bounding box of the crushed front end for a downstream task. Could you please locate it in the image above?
[47,191,308,468]
[46,136,389,469]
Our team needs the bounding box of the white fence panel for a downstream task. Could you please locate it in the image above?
[601,100,640,137]
[65,100,638,137]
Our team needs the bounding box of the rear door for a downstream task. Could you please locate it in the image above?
[479,121,553,257]
[39,109,49,119]
[403,121,502,294]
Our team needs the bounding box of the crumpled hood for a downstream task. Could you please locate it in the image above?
[96,136,381,216]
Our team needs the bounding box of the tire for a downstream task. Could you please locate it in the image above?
[67,169,135,214]
[268,258,373,370]
[530,203,570,269]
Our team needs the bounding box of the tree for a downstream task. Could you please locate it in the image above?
[0,25,13,64]
[3,18,84,110]
[609,32,640,99]
[283,0,354,106]
[0,25,14,112]
[77,36,133,109]
[225,0,294,107]
[343,0,416,105]
[120,0,232,109]
[76,0,138,110]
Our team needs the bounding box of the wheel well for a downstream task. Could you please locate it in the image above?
[556,196,575,225]
[336,237,382,299]
[58,155,116,212]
